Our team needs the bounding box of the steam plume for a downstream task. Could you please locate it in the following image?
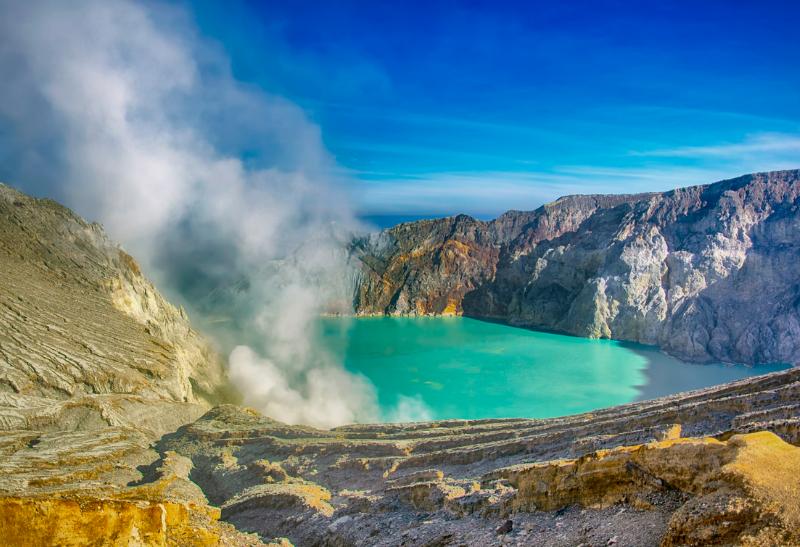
[0,0,395,427]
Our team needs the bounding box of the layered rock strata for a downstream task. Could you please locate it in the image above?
[0,183,261,545]
[3,366,800,545]
[0,183,231,434]
[150,368,800,546]
[352,170,800,365]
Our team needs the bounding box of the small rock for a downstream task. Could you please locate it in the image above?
[607,536,618,545]
[328,515,352,530]
[496,519,513,535]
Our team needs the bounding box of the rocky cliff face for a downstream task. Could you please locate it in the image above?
[0,183,231,435]
[2,182,800,546]
[352,170,800,366]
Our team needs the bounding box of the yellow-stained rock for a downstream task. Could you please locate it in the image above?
[0,495,276,547]
[663,431,800,547]
[221,482,334,519]
[0,497,211,547]
[486,431,800,546]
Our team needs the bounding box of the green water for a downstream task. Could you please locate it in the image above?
[319,317,790,421]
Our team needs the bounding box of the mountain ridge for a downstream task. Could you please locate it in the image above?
[352,169,800,366]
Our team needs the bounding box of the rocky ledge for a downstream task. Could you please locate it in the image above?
[3,368,799,546]
[352,169,800,366]
[1,182,799,546]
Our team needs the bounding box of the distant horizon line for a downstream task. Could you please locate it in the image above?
[356,166,800,224]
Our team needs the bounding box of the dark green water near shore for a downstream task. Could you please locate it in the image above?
[319,317,790,421]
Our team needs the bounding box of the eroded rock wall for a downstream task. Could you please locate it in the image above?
[353,170,800,365]
[0,183,232,433]
[148,367,800,546]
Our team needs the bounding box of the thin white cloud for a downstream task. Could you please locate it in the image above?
[354,167,718,216]
[352,132,800,217]
[356,172,586,215]
[355,157,800,218]
[605,104,800,128]
[633,132,800,158]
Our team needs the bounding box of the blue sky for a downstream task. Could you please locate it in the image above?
[191,0,800,218]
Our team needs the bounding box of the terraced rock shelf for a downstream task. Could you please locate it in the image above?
[2,367,799,545]
[155,368,800,545]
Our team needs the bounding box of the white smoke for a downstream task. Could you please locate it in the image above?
[0,0,390,428]
[229,346,380,426]
[385,395,434,423]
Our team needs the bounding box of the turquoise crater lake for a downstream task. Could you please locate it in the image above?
[319,317,790,421]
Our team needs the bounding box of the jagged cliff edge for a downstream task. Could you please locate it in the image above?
[352,169,800,366]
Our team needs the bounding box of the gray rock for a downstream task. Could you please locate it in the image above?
[352,169,800,365]
[0,182,233,436]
